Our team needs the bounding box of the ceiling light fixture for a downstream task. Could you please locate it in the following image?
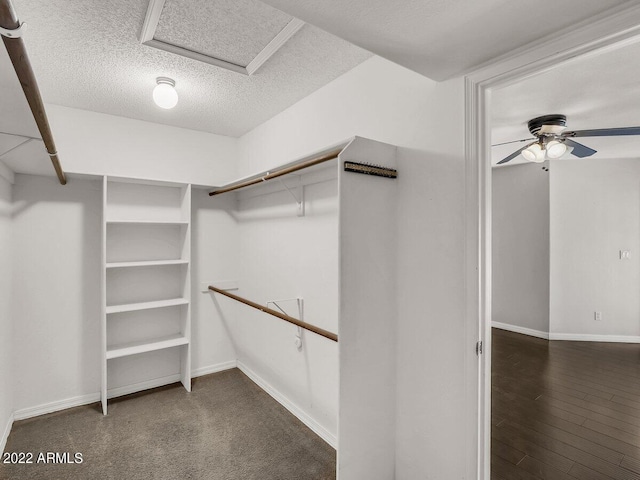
[545,140,567,159]
[153,77,178,109]
[520,139,567,163]
[521,143,545,163]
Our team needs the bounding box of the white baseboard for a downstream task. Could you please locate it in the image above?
[237,360,337,449]
[492,322,549,340]
[1,412,14,453]
[107,374,182,400]
[549,332,640,343]
[14,393,100,421]
[493,322,640,343]
[192,360,237,377]
[13,361,237,421]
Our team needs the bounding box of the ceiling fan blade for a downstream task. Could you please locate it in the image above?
[566,126,640,138]
[497,142,535,165]
[565,139,597,158]
[492,137,536,147]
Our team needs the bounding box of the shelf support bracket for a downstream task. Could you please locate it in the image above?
[276,177,304,217]
[268,297,304,350]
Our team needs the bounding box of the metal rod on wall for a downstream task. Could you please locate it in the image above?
[208,148,342,197]
[208,286,338,342]
[0,0,67,185]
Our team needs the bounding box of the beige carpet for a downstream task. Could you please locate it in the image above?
[1,368,336,480]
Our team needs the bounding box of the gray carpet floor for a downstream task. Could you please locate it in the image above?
[0,368,336,480]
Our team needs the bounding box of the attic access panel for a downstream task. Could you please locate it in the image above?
[140,0,304,75]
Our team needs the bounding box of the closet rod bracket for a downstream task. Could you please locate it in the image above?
[0,22,25,38]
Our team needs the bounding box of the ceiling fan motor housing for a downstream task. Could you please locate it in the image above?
[528,114,567,136]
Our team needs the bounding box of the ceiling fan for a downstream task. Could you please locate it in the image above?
[495,114,640,165]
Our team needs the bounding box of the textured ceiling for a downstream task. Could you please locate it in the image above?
[6,0,370,137]
[491,40,640,166]
[155,0,292,66]
[260,0,630,81]
[5,0,639,175]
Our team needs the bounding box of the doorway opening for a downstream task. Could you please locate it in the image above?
[466,5,640,478]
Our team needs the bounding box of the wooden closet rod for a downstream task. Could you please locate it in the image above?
[0,0,67,185]
[209,148,342,196]
[208,286,338,342]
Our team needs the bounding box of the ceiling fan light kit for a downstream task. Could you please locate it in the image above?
[522,143,545,163]
[495,114,640,165]
[545,140,567,159]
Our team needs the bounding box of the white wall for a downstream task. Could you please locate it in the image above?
[337,139,398,479]
[47,105,238,186]
[231,169,339,444]
[12,175,103,411]
[11,175,238,414]
[191,188,239,373]
[0,174,13,452]
[239,56,469,479]
[550,158,640,339]
[492,164,550,335]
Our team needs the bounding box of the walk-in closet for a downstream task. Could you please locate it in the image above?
[1,0,486,477]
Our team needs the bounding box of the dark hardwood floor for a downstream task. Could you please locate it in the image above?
[492,328,640,480]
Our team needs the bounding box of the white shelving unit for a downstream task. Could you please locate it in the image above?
[101,177,191,415]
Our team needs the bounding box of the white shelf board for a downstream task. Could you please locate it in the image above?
[106,259,189,269]
[106,334,189,360]
[106,298,189,314]
[106,176,189,188]
[210,142,348,193]
[106,220,188,226]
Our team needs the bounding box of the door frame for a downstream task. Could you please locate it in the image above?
[463,3,640,478]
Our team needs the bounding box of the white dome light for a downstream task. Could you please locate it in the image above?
[521,143,545,163]
[546,140,567,159]
[153,77,178,109]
